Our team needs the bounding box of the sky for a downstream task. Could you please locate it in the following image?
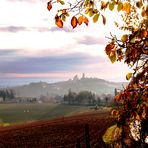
[0,0,131,87]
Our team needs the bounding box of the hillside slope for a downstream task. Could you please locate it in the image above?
[13,76,127,97]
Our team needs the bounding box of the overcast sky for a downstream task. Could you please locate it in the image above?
[0,0,131,86]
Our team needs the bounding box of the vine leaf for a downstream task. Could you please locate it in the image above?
[47,1,52,11]
[102,15,106,25]
[126,73,132,80]
[117,2,123,12]
[71,16,78,28]
[78,16,83,25]
[56,18,63,28]
[83,17,89,26]
[93,14,99,23]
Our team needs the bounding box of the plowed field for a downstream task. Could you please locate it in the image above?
[0,111,114,148]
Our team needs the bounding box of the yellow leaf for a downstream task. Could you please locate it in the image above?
[93,13,99,23]
[89,9,94,17]
[71,16,78,29]
[126,73,132,80]
[85,8,90,14]
[109,51,116,63]
[130,37,135,43]
[102,15,106,25]
[109,2,115,11]
[121,34,128,42]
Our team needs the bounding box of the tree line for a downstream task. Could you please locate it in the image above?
[63,89,114,106]
[0,89,15,102]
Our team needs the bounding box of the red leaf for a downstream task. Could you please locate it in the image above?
[47,1,52,11]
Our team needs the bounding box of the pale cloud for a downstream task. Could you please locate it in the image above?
[0,0,130,86]
[0,26,28,33]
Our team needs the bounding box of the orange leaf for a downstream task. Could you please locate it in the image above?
[62,9,67,14]
[83,17,89,26]
[56,19,63,28]
[105,43,115,55]
[123,2,131,14]
[47,1,52,11]
[71,16,78,29]
[78,16,83,25]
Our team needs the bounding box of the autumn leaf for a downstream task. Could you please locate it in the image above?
[121,34,128,42]
[109,51,116,63]
[142,110,146,119]
[62,9,67,14]
[55,19,63,28]
[123,2,131,14]
[85,8,90,14]
[47,1,52,11]
[130,37,135,43]
[83,17,89,26]
[117,2,123,12]
[78,16,83,25]
[59,1,65,5]
[109,2,115,11]
[141,30,147,38]
[105,43,115,55]
[114,21,119,27]
[101,1,107,10]
[102,15,106,25]
[93,13,99,23]
[136,114,140,121]
[89,9,94,17]
[136,1,142,8]
[71,16,78,28]
[126,73,132,80]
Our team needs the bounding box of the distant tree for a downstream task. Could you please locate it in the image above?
[0,90,6,101]
[97,96,101,106]
[8,89,15,100]
[67,89,76,104]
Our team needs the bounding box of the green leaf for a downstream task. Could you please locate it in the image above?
[66,13,70,17]
[60,1,65,5]
[93,13,99,23]
[117,2,123,12]
[109,2,115,11]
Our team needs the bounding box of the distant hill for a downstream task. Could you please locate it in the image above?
[12,75,127,98]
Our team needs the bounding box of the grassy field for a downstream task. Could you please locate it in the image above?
[0,103,92,124]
